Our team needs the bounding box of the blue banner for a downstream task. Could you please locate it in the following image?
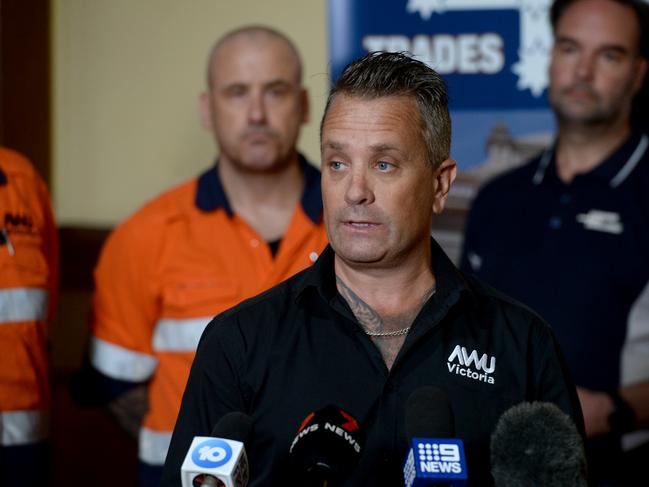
[327,0,555,175]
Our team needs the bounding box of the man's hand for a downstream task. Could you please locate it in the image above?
[577,387,614,438]
[108,384,149,439]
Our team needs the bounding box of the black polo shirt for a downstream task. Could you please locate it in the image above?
[162,240,583,487]
[460,132,649,394]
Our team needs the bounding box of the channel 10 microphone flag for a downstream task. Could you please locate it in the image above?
[327,0,555,205]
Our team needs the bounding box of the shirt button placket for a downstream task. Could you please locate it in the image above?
[549,192,572,230]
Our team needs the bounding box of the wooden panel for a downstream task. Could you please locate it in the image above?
[0,0,51,183]
[50,225,138,487]
[53,226,111,372]
[58,226,111,290]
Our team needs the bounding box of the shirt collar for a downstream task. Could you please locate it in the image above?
[533,131,649,188]
[295,238,469,305]
[195,153,323,224]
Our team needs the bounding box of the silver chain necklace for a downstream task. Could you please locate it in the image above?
[361,287,437,338]
[363,326,411,337]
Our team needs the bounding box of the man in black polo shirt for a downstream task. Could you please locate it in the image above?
[461,1,649,485]
[162,52,583,486]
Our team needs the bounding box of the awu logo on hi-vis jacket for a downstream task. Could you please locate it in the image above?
[3,212,36,236]
[447,344,496,385]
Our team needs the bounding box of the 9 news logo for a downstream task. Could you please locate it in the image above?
[191,439,233,469]
[417,442,460,463]
[415,439,465,475]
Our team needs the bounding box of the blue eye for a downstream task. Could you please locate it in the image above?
[377,161,393,171]
[330,161,344,171]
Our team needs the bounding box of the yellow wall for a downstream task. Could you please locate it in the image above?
[53,0,328,226]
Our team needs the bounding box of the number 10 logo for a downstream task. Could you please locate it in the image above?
[192,439,233,468]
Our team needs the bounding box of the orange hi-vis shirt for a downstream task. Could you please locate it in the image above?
[90,159,327,466]
[0,147,59,446]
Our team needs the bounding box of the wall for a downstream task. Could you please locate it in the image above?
[52,0,329,226]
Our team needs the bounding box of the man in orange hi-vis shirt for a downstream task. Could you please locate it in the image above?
[74,25,327,486]
[0,147,59,486]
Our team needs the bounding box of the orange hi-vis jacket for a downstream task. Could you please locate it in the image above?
[90,159,327,466]
[0,147,58,446]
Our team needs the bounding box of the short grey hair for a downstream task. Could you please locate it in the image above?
[321,51,451,169]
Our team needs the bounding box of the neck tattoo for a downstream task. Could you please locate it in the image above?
[336,276,437,339]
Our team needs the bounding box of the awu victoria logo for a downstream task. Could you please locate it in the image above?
[191,438,233,469]
[447,344,496,385]
[327,0,555,171]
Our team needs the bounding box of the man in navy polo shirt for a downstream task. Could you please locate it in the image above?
[461,1,649,484]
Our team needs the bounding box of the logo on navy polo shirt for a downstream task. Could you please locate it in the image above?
[576,210,623,235]
[447,344,496,385]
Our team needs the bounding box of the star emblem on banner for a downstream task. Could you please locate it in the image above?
[406,0,448,20]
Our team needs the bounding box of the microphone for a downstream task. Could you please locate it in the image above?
[181,411,254,487]
[288,404,365,486]
[490,401,587,487]
[403,386,468,487]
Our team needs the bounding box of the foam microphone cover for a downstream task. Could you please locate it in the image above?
[406,386,455,439]
[289,404,365,484]
[490,402,587,487]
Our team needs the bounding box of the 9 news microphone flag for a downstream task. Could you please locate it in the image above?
[403,386,468,486]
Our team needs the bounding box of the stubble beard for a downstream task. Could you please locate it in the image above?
[551,83,630,130]
[326,214,387,267]
[226,140,295,176]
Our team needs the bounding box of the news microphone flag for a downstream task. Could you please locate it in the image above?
[181,437,248,487]
[289,404,365,485]
[181,412,252,487]
[404,438,468,487]
[403,386,467,486]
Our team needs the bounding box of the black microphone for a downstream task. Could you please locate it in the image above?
[403,386,468,486]
[288,404,365,486]
[406,386,455,439]
[490,401,587,487]
[181,411,254,487]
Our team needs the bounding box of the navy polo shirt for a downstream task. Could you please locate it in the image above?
[195,153,322,224]
[461,132,649,392]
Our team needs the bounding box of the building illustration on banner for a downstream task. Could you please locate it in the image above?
[327,0,556,259]
[406,0,554,206]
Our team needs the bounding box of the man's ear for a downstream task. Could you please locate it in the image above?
[632,57,648,94]
[199,92,213,130]
[432,159,457,214]
[300,88,310,124]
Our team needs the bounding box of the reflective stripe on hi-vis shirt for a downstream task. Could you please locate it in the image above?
[0,410,48,446]
[152,316,213,352]
[0,288,48,324]
[139,426,173,466]
[90,337,158,382]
